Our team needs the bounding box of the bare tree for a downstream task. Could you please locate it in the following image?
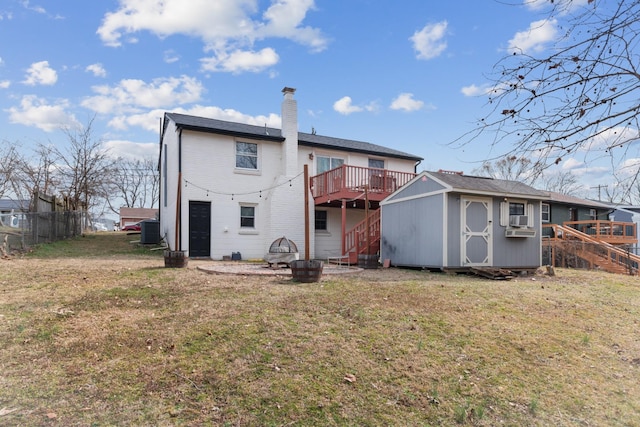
[0,141,23,200]
[54,118,116,217]
[461,1,640,172]
[106,156,159,214]
[539,170,583,195]
[11,144,60,202]
[472,155,543,185]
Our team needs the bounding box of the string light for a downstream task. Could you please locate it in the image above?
[182,171,304,199]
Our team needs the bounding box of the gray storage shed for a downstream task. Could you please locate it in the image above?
[380,171,550,272]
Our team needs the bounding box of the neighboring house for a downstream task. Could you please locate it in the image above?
[119,207,158,229]
[539,194,638,273]
[607,205,640,254]
[379,171,549,272]
[541,192,612,231]
[0,199,30,228]
[159,87,422,260]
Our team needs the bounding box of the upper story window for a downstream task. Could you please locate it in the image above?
[589,208,597,220]
[368,158,385,170]
[317,156,344,174]
[236,142,258,169]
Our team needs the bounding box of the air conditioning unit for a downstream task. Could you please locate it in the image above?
[509,215,529,228]
[505,228,536,238]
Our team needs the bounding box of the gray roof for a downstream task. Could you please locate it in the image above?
[545,191,611,209]
[426,171,550,199]
[0,199,29,211]
[164,112,423,162]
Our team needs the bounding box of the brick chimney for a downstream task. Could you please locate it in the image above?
[281,87,298,177]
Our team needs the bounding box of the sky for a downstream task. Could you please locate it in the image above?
[0,0,623,202]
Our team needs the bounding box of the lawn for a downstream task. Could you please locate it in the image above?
[1,232,639,426]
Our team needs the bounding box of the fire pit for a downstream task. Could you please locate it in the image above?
[264,236,299,267]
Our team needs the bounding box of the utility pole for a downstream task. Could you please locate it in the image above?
[591,184,606,201]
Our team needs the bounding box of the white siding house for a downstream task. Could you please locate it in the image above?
[159,87,422,261]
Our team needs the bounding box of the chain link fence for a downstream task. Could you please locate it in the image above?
[0,210,86,254]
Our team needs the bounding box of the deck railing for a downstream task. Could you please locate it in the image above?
[542,223,639,274]
[559,220,637,244]
[310,165,416,199]
[344,209,381,258]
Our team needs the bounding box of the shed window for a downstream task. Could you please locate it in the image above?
[509,202,525,216]
[589,208,597,220]
[236,142,258,169]
[500,200,534,227]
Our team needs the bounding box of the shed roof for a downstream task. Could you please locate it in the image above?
[425,171,550,200]
[164,112,423,162]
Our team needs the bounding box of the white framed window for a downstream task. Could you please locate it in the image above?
[240,205,256,229]
[317,156,344,174]
[589,208,597,220]
[236,141,258,170]
[500,200,534,227]
[542,203,550,223]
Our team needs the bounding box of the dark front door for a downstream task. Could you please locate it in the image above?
[189,201,211,258]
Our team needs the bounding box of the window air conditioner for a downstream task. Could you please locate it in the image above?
[505,228,536,238]
[509,215,529,227]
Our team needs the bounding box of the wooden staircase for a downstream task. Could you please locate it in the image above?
[543,224,639,275]
[343,209,380,264]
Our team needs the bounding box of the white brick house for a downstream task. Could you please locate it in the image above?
[159,87,422,260]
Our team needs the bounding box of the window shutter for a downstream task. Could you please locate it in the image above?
[500,202,509,226]
[527,203,534,227]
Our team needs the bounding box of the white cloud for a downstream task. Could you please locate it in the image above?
[0,80,10,89]
[23,60,58,86]
[332,96,378,115]
[582,126,638,151]
[7,95,80,132]
[461,83,492,97]
[507,19,557,54]
[20,0,46,14]
[389,93,425,112]
[109,105,281,133]
[86,63,107,77]
[333,96,362,115]
[97,0,327,73]
[200,48,279,73]
[103,140,158,160]
[82,75,204,114]
[410,21,448,60]
[164,49,180,64]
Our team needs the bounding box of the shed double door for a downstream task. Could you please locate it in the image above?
[461,197,493,266]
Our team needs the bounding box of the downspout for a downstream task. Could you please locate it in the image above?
[157,117,162,233]
[178,128,183,251]
[414,159,422,174]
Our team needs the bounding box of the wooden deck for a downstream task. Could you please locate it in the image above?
[557,220,637,245]
[310,165,416,205]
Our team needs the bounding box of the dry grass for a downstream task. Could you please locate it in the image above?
[1,233,639,426]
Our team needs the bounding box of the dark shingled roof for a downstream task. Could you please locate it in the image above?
[545,191,611,208]
[427,171,550,199]
[164,112,423,162]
